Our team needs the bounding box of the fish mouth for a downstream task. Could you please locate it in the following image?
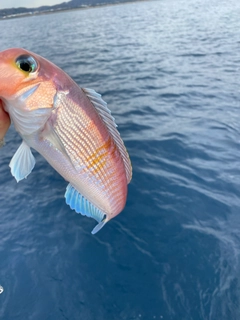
[0,99,10,140]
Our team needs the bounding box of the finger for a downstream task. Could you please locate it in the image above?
[0,101,10,141]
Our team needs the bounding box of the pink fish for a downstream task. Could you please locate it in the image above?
[0,48,132,234]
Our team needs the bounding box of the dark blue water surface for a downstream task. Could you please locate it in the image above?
[1,0,240,319]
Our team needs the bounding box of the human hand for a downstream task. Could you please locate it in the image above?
[0,101,10,147]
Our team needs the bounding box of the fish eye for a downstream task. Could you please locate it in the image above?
[15,55,38,73]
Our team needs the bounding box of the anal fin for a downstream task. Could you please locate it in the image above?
[64,184,108,234]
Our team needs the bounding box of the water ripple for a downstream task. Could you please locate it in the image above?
[1,0,240,319]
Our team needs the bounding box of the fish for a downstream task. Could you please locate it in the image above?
[0,48,132,234]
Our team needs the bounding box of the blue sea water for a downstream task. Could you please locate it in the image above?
[1,0,240,319]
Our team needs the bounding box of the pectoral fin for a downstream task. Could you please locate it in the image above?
[64,183,108,234]
[9,140,35,182]
[43,120,67,156]
[41,119,73,166]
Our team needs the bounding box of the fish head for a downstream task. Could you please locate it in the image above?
[0,48,37,96]
[0,48,59,135]
[0,48,49,98]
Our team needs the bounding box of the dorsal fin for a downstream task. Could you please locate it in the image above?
[83,88,132,184]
